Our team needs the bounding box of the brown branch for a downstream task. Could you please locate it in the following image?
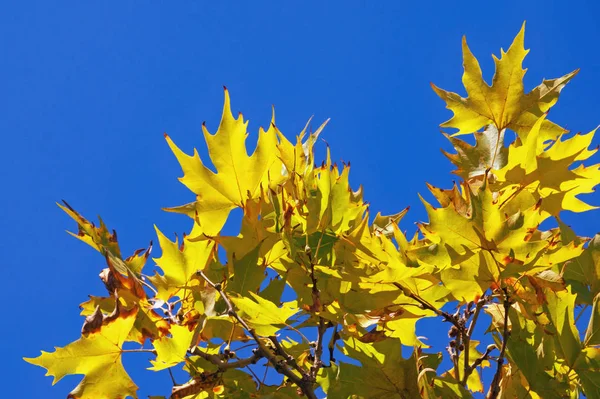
[197,271,317,399]
[304,231,328,378]
[486,290,511,399]
[461,296,489,385]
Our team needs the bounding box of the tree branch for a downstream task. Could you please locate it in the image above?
[311,318,327,378]
[191,346,262,371]
[269,335,305,377]
[486,290,511,399]
[197,270,317,399]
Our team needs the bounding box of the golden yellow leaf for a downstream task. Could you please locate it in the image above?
[164,88,282,235]
[24,305,139,399]
[432,22,577,139]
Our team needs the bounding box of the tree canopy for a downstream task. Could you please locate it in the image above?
[26,23,600,399]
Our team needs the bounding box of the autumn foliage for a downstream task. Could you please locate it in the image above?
[26,24,600,398]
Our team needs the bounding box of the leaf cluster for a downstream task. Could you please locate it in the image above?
[26,22,600,399]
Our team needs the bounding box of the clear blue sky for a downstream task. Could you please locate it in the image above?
[4,2,599,398]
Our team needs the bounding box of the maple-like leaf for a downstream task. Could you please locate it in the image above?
[413,179,583,302]
[432,22,578,139]
[150,223,215,301]
[164,88,282,235]
[24,304,139,399]
[495,117,600,215]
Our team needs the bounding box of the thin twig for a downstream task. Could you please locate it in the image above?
[461,296,489,385]
[167,368,178,386]
[393,282,459,327]
[262,362,269,386]
[574,304,589,325]
[328,324,339,363]
[245,365,262,387]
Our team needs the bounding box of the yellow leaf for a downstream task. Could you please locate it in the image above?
[148,324,194,371]
[150,223,215,301]
[432,22,577,139]
[164,88,282,235]
[59,201,152,276]
[24,306,139,399]
[230,292,297,336]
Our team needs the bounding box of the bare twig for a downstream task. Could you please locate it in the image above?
[574,304,589,325]
[245,365,262,387]
[197,271,317,399]
[262,362,269,386]
[167,368,177,385]
[486,290,511,399]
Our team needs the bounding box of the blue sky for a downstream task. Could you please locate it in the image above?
[4,2,600,398]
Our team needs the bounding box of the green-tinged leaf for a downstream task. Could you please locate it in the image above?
[227,245,264,296]
[585,293,600,346]
[230,293,297,336]
[319,337,420,398]
[149,324,194,371]
[544,288,582,367]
